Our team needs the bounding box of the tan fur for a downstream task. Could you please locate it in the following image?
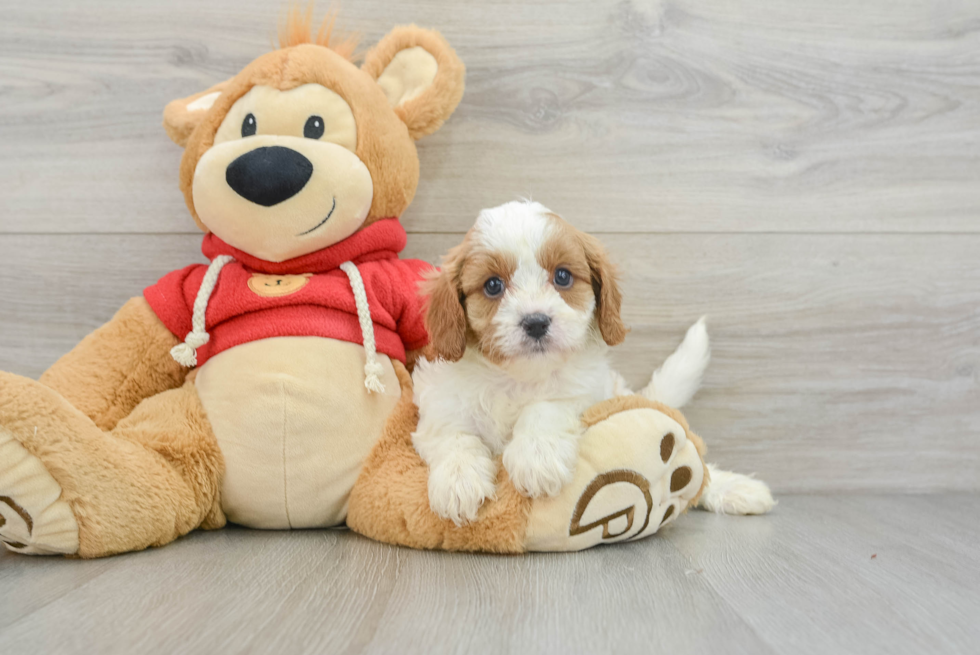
[347,363,532,553]
[0,373,223,558]
[166,22,464,232]
[421,236,470,361]
[163,81,231,148]
[580,231,628,346]
[458,249,518,295]
[537,217,596,312]
[164,5,360,152]
[362,26,466,140]
[422,232,518,364]
[177,44,420,231]
[458,248,517,364]
[39,297,187,432]
[277,4,359,58]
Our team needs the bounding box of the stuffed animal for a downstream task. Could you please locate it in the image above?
[0,11,707,558]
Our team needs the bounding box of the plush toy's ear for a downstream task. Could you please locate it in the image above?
[421,240,469,361]
[362,26,465,140]
[581,233,628,346]
[162,80,232,147]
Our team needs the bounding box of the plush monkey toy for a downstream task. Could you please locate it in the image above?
[0,12,706,558]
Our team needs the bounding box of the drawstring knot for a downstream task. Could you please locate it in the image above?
[170,332,210,367]
[169,255,234,368]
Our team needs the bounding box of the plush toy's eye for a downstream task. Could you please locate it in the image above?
[483,276,505,298]
[553,268,573,288]
[304,115,325,139]
[241,113,257,138]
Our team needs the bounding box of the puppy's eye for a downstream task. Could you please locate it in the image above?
[483,276,505,298]
[553,267,573,288]
[304,115,325,139]
[241,113,257,138]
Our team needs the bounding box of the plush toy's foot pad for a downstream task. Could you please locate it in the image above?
[0,427,79,556]
[523,406,704,551]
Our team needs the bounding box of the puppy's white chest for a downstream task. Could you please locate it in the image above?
[472,391,527,451]
[471,374,588,452]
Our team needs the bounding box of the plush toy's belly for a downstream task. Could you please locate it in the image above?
[194,337,402,529]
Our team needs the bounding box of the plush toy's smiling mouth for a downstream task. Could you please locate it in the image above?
[296,197,337,236]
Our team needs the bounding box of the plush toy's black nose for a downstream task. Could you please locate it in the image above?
[521,313,552,340]
[225,146,313,207]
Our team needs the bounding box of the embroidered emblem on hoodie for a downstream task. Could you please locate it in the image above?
[247,273,312,298]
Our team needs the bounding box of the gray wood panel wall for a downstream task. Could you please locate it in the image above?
[1,0,978,493]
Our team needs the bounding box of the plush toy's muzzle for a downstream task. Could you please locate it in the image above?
[192,131,374,263]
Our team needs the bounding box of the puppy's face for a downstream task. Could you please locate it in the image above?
[424,201,627,365]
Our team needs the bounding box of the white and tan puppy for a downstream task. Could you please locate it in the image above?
[413,200,626,524]
[413,200,774,525]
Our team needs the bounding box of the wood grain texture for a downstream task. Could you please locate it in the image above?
[0,0,978,234]
[1,495,978,655]
[1,2,978,492]
[2,233,977,493]
[667,495,980,655]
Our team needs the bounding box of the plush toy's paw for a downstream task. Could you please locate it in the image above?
[427,451,498,526]
[698,464,775,515]
[522,401,705,551]
[0,426,79,556]
[503,434,577,499]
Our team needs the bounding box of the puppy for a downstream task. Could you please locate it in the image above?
[411,200,631,525]
[413,200,775,525]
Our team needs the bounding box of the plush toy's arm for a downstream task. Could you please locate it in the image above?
[392,258,433,375]
[39,297,187,431]
[404,346,436,373]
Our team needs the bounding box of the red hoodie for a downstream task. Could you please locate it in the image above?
[144,219,431,367]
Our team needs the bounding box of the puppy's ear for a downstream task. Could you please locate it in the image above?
[163,79,232,147]
[582,233,628,346]
[421,241,468,361]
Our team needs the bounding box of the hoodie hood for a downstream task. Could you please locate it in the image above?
[201,218,406,275]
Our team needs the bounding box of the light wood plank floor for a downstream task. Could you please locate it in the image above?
[1,495,978,655]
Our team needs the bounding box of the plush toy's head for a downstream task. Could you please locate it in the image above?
[163,10,464,262]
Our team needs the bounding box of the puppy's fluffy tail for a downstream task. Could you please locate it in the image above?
[640,317,710,409]
[697,464,776,515]
[637,318,776,515]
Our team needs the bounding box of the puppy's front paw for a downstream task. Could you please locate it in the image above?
[427,452,498,526]
[503,435,577,498]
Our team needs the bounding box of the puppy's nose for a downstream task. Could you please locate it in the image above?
[521,313,551,340]
[225,146,313,207]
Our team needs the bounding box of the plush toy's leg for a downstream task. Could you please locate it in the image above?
[348,368,708,554]
[347,362,533,553]
[0,372,223,558]
[521,396,707,551]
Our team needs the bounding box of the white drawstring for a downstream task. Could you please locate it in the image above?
[170,255,235,367]
[169,256,385,392]
[340,261,386,394]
